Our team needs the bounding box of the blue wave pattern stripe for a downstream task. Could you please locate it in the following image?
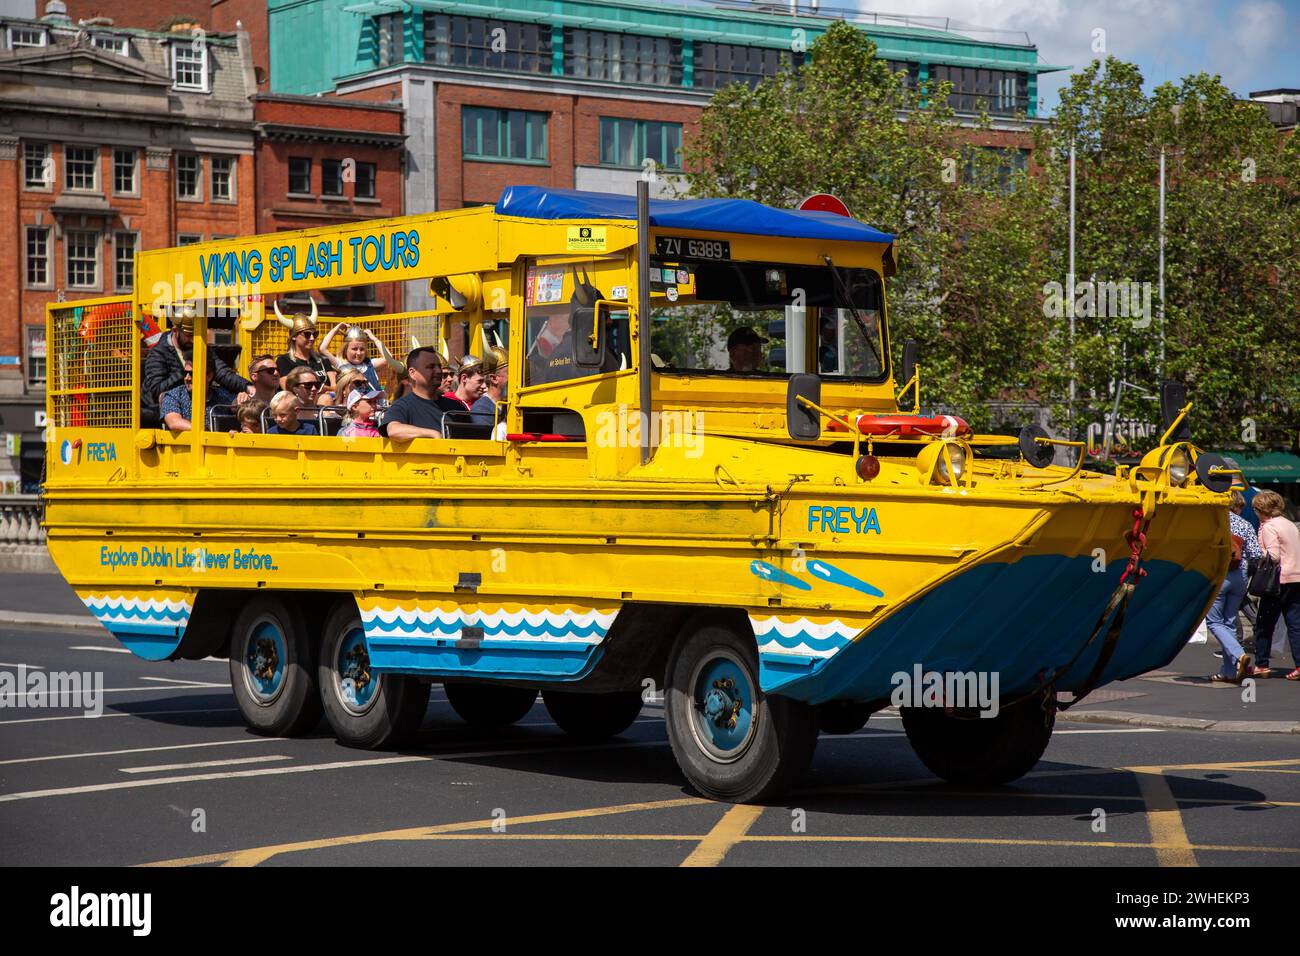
[807,560,885,597]
[361,618,610,640]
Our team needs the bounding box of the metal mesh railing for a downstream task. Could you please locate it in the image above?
[47,298,135,428]
[245,310,444,390]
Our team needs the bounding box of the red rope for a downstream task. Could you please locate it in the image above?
[1120,507,1150,584]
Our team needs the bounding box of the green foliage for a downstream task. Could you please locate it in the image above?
[684,25,1300,449]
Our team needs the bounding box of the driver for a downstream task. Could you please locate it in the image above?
[726,326,767,373]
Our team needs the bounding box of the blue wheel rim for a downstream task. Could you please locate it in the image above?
[690,651,756,762]
[336,625,377,715]
[245,619,287,703]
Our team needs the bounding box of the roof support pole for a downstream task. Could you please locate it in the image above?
[637,179,653,466]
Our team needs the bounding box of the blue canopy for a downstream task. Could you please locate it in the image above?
[495,186,894,245]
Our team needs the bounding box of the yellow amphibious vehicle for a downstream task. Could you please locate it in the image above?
[43,184,1233,802]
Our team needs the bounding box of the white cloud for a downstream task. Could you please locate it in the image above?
[853,0,1282,110]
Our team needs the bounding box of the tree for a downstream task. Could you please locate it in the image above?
[685,24,1300,452]
[1048,59,1300,449]
[683,20,1060,430]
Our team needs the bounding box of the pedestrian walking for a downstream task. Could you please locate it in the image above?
[1207,492,1262,682]
[1248,490,1300,679]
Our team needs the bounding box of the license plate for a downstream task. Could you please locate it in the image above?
[655,236,731,261]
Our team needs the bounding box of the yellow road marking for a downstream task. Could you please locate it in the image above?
[803,787,1300,808]
[1127,758,1300,772]
[141,797,708,867]
[680,804,765,867]
[1135,771,1197,867]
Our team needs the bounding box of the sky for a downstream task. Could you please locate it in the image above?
[864,0,1297,114]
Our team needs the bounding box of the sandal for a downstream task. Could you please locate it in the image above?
[1236,655,1252,682]
[1249,666,1273,678]
[1287,668,1300,681]
[1209,674,1240,684]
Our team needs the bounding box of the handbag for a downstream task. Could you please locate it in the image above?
[1248,554,1281,598]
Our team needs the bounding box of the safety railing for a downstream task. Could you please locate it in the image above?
[0,494,45,545]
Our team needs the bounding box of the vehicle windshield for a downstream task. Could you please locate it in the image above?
[648,259,886,380]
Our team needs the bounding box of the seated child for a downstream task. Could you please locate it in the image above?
[266,390,319,435]
[338,387,382,438]
[236,400,266,434]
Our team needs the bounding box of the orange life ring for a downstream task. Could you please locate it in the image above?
[853,414,971,438]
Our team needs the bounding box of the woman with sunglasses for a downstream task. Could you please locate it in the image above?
[285,367,330,428]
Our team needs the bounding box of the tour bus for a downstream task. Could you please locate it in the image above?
[42,185,1233,802]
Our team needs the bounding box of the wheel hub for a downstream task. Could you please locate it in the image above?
[702,678,742,729]
[251,638,279,682]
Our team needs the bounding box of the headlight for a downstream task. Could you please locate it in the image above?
[938,443,966,483]
[1167,447,1190,486]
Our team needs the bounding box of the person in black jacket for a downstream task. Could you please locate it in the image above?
[141,306,252,427]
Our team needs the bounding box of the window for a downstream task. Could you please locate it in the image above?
[963,147,1030,192]
[92,34,129,55]
[694,43,801,90]
[114,232,137,291]
[211,155,235,201]
[25,227,51,287]
[26,326,47,388]
[8,26,46,48]
[931,66,1027,116]
[65,145,98,191]
[427,15,552,74]
[65,230,100,289]
[23,142,51,189]
[177,234,203,246]
[599,118,682,171]
[565,29,682,86]
[113,149,137,195]
[462,107,547,162]
[171,42,208,91]
[288,157,312,194]
[176,153,201,199]
[376,13,403,67]
[355,161,377,199]
[322,159,344,197]
[886,60,920,90]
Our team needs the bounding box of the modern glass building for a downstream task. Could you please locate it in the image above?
[268,0,1064,310]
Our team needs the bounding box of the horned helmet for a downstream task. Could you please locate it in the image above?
[272,298,319,339]
[343,325,368,344]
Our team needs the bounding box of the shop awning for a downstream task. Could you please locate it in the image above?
[1223,451,1300,483]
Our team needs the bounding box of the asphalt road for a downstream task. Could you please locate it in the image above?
[1,623,1297,868]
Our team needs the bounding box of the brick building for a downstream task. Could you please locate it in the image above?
[61,0,273,91]
[0,2,259,489]
[269,0,1065,311]
[254,93,407,315]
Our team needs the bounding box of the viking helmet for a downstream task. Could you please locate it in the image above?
[344,325,368,343]
[484,345,509,374]
[272,298,319,336]
[170,303,199,332]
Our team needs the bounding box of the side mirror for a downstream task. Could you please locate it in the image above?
[787,373,822,440]
[1159,380,1191,442]
[900,340,919,406]
[572,300,611,369]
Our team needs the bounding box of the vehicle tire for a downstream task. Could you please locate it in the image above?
[229,596,322,737]
[541,689,643,740]
[900,689,1056,785]
[445,682,538,729]
[664,618,818,803]
[317,601,429,749]
[817,701,873,735]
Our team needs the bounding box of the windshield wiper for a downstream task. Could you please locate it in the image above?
[822,255,883,371]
